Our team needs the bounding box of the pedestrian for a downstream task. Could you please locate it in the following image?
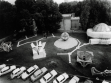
[43,32,47,39]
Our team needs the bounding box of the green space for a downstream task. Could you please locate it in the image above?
[0,32,111,83]
[1,0,111,83]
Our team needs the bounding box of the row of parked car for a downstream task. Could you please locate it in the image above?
[0,64,80,83]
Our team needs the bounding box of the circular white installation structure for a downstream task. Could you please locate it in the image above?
[87,23,111,39]
[54,32,78,49]
[93,23,110,32]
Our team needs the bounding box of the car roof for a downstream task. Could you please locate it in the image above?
[44,73,52,80]
[13,68,20,74]
[1,66,9,71]
[34,69,42,76]
[57,75,65,82]
[27,67,34,73]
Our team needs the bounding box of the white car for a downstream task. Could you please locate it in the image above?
[0,65,16,76]
[0,64,6,70]
[10,66,26,79]
[21,65,39,80]
[40,69,57,83]
[69,76,79,83]
[53,73,69,83]
[31,67,48,82]
[102,80,109,83]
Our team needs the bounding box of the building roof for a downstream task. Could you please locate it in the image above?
[62,14,71,19]
[71,17,80,20]
[93,23,110,32]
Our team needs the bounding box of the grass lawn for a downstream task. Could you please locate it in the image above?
[0,32,111,83]
[71,44,111,80]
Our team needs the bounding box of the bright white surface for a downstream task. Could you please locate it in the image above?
[102,80,109,83]
[13,68,20,74]
[5,0,83,5]
[69,76,79,83]
[0,64,6,70]
[87,28,111,38]
[57,75,64,82]
[54,37,78,49]
[27,67,34,73]
[1,67,9,72]
[44,73,51,80]
[54,73,69,83]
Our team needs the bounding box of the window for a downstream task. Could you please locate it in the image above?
[33,70,42,78]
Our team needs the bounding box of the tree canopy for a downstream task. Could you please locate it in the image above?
[80,0,111,31]
[59,1,82,16]
[15,0,35,12]
[0,1,18,36]
[31,0,62,33]
[1,0,111,38]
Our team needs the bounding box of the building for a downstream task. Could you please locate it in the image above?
[59,14,81,32]
[71,17,80,30]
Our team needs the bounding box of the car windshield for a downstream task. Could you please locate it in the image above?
[27,67,34,74]
[1,67,9,73]
[44,73,52,81]
[12,68,20,74]
[33,70,42,78]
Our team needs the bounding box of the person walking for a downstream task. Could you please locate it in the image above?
[43,31,47,39]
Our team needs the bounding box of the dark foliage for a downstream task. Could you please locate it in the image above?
[0,1,18,38]
[80,0,111,31]
[15,0,35,13]
[59,1,82,16]
[32,0,62,33]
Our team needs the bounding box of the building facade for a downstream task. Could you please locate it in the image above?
[59,14,81,32]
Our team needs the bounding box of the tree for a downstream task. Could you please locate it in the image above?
[59,1,82,16]
[15,0,35,34]
[19,9,31,20]
[14,0,62,33]
[59,2,72,14]
[74,2,84,16]
[80,0,111,31]
[0,1,18,36]
[33,0,62,33]
[80,3,90,31]
[15,0,35,13]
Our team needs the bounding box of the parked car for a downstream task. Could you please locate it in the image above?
[31,67,48,82]
[40,69,57,83]
[69,76,79,83]
[21,65,39,80]
[53,73,69,83]
[0,65,16,76]
[0,64,6,70]
[10,66,26,79]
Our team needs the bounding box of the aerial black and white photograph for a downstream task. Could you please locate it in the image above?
[0,0,111,83]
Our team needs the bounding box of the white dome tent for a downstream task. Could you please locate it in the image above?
[87,23,111,44]
[93,23,110,32]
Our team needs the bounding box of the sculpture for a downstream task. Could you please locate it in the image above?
[77,51,93,67]
[30,41,46,60]
[0,42,12,52]
[61,32,69,41]
[91,67,111,77]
